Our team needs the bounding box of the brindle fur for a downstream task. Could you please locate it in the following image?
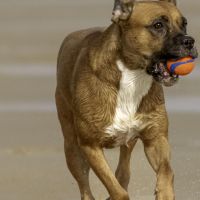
[56,1,188,200]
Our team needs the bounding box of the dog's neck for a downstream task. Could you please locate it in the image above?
[120,46,151,70]
[89,24,150,74]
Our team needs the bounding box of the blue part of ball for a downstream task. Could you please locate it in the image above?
[170,59,195,73]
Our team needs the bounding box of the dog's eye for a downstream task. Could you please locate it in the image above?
[182,17,188,33]
[183,19,188,27]
[148,20,167,36]
[153,22,164,30]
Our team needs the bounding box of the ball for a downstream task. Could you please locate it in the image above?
[167,56,195,76]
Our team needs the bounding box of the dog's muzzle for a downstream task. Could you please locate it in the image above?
[166,34,198,59]
[147,34,198,87]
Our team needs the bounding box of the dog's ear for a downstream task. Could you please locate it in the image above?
[159,0,177,6]
[112,0,135,23]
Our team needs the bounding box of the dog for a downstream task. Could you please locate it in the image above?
[55,0,198,199]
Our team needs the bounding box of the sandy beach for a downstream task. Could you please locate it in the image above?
[0,0,199,199]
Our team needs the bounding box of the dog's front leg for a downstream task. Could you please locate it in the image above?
[80,145,129,200]
[143,135,175,200]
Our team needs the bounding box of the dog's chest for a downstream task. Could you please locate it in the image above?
[105,60,153,146]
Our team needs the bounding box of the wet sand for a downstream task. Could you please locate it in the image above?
[0,0,200,200]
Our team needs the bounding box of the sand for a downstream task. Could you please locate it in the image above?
[0,0,199,199]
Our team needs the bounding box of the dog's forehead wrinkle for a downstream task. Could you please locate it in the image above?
[131,1,182,24]
[133,3,184,34]
[170,15,185,33]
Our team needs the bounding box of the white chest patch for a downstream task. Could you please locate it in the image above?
[105,60,153,146]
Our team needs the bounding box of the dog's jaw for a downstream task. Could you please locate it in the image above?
[146,61,179,87]
[105,60,153,147]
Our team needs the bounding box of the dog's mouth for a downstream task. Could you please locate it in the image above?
[147,46,198,87]
[147,61,178,87]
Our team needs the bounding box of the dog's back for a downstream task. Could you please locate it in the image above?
[56,28,104,103]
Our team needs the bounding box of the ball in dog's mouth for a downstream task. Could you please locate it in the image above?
[146,61,179,87]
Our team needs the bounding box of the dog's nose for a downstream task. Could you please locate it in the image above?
[182,36,195,50]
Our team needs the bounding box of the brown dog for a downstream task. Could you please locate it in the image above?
[55,0,197,199]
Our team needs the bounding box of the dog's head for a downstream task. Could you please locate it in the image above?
[117,0,198,86]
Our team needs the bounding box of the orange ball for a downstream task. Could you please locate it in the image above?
[167,56,195,76]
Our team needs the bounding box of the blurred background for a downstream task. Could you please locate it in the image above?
[0,0,199,200]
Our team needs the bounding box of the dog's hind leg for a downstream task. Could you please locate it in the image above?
[64,140,94,200]
[106,139,137,200]
[56,92,94,200]
[80,145,129,200]
[143,136,175,200]
[115,139,138,190]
